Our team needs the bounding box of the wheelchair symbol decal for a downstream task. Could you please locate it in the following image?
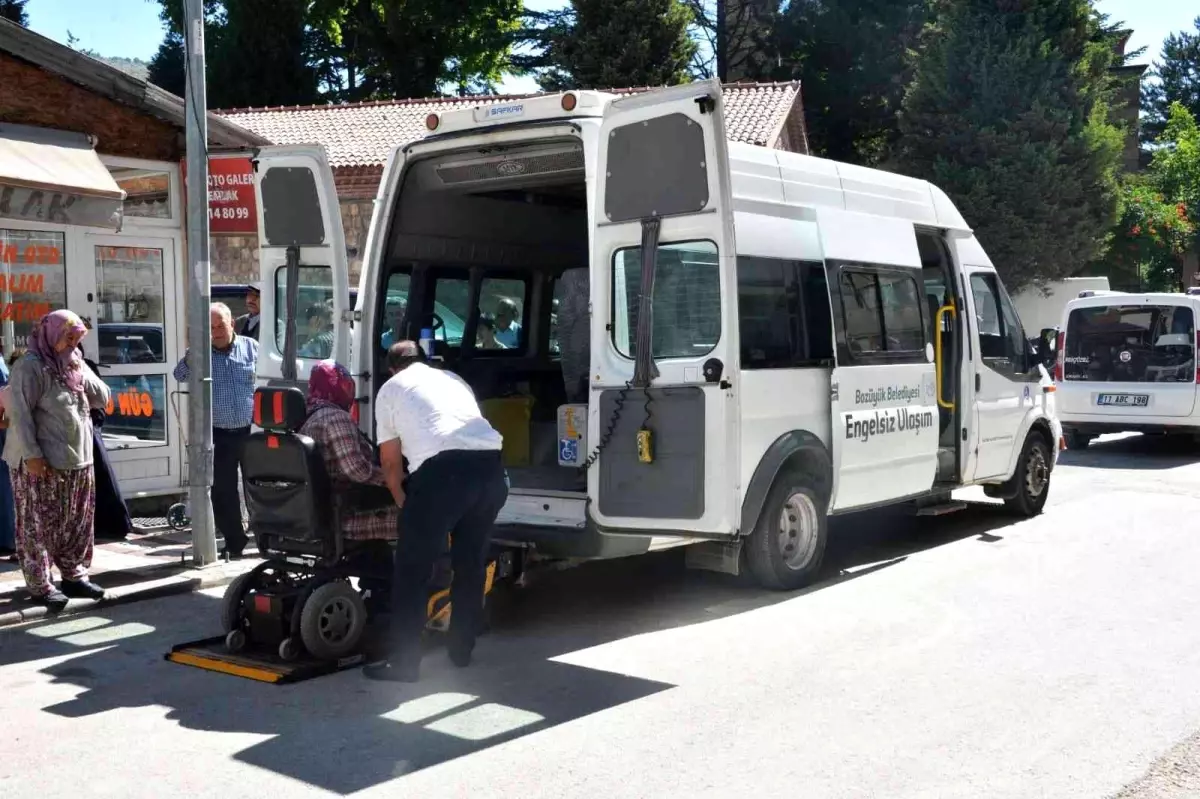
[559,438,579,463]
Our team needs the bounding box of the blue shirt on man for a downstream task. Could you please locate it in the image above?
[173,334,259,430]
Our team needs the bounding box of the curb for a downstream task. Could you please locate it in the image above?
[0,561,253,629]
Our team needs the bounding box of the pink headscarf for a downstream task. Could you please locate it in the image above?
[307,360,355,413]
[29,310,86,393]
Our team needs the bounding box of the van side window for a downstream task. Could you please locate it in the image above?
[380,271,410,350]
[273,265,335,360]
[970,273,1028,373]
[736,256,832,368]
[837,266,926,359]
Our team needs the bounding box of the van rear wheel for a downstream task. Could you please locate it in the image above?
[1004,434,1051,517]
[745,477,827,591]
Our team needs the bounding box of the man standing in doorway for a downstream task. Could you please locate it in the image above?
[235,283,261,340]
[173,302,258,559]
[364,341,507,683]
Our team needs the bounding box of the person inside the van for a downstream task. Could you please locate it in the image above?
[299,302,335,358]
[380,299,407,350]
[477,315,507,350]
[493,298,521,348]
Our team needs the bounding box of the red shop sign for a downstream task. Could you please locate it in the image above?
[181,156,258,235]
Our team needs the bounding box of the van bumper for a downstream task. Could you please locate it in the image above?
[492,522,658,560]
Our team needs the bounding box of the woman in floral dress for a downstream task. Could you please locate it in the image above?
[3,311,110,610]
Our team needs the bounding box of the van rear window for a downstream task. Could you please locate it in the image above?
[1064,305,1196,383]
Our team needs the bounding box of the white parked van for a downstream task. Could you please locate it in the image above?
[246,80,1061,590]
[1055,291,1199,449]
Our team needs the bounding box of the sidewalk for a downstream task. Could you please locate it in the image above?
[0,517,257,628]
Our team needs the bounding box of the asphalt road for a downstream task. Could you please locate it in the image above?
[3,433,1200,799]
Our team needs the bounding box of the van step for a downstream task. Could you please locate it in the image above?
[916,501,968,517]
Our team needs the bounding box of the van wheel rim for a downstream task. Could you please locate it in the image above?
[777,491,819,571]
[1026,446,1048,498]
[318,598,355,643]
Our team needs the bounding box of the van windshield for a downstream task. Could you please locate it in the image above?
[1064,304,1195,383]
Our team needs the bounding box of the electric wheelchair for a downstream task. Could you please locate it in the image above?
[219,386,511,662]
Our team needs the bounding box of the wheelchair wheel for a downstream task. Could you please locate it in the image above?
[220,572,255,633]
[299,581,367,660]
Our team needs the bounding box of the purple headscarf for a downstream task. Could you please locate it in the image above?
[307,360,355,412]
[29,310,86,393]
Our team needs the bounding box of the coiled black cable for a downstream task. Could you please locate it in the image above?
[576,381,632,474]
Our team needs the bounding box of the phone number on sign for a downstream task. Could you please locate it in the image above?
[209,206,251,220]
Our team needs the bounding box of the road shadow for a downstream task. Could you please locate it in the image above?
[1,499,1019,794]
[1057,433,1200,471]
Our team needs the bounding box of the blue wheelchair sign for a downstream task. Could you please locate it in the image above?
[559,438,579,463]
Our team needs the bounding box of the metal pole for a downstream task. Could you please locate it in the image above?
[184,0,217,565]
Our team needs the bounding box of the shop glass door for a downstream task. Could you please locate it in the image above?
[78,236,178,482]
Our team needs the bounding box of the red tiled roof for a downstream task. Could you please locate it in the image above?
[217,82,802,171]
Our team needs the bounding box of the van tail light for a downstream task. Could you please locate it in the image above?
[1195,331,1199,384]
[1054,332,1065,382]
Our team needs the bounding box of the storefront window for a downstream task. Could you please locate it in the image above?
[0,229,67,358]
[95,246,167,364]
[111,168,172,221]
[99,374,167,444]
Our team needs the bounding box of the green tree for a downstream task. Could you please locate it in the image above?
[148,33,186,97]
[896,0,1124,292]
[518,0,695,91]
[311,0,522,100]
[0,0,28,26]
[148,0,521,105]
[769,0,930,166]
[1142,17,1200,144]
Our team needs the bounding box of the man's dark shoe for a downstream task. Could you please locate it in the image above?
[362,660,420,683]
[447,643,473,669]
[32,590,69,612]
[61,579,105,600]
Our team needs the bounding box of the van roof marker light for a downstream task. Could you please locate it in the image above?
[426,113,440,131]
[561,93,578,112]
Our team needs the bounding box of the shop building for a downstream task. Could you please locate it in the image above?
[0,19,265,498]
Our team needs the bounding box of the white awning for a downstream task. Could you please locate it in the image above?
[0,123,125,230]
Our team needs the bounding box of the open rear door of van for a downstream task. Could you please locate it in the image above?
[589,78,741,537]
[251,145,350,384]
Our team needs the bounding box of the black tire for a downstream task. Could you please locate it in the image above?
[745,477,828,591]
[299,580,368,660]
[220,572,255,633]
[1064,430,1093,450]
[1004,434,1052,517]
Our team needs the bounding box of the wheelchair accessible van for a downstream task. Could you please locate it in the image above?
[219,386,518,663]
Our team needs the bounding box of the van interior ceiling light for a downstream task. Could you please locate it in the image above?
[561,93,578,112]
[425,113,440,131]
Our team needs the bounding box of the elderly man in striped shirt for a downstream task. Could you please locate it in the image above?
[173,302,259,559]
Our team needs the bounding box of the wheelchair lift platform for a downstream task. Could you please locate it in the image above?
[165,636,366,684]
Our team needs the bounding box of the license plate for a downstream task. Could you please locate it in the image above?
[1096,393,1149,407]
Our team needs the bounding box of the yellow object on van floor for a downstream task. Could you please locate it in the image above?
[481,396,534,467]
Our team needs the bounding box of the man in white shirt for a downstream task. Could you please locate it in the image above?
[365,341,507,682]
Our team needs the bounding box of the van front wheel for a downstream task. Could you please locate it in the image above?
[1004,434,1051,517]
[745,478,828,591]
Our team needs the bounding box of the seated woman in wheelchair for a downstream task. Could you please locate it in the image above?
[299,361,397,601]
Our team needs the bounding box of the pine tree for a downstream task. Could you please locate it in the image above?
[0,0,28,26]
[1142,17,1200,144]
[896,0,1124,292]
[518,0,696,92]
[770,0,930,166]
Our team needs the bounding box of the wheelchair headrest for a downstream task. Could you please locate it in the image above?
[253,386,307,433]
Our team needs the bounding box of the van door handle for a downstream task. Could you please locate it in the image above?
[975,373,981,391]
